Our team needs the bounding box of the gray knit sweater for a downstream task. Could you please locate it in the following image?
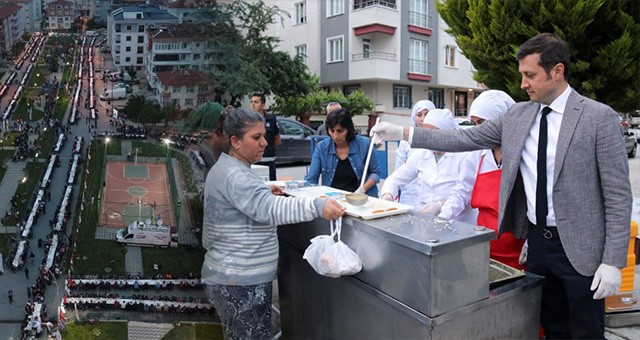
[201,153,327,286]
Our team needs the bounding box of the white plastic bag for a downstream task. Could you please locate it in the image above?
[302,223,337,273]
[304,218,362,278]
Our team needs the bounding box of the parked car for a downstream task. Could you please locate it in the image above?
[275,117,318,164]
[620,116,637,158]
[454,117,474,129]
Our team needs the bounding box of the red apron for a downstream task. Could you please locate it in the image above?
[470,154,526,270]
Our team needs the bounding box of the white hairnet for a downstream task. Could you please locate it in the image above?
[422,108,458,131]
[469,90,515,121]
[411,100,436,127]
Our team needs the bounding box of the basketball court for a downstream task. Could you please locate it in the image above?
[99,161,176,229]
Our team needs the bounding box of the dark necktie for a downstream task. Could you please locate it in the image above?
[536,106,552,228]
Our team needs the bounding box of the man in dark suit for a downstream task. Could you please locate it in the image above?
[251,92,280,180]
[371,33,631,338]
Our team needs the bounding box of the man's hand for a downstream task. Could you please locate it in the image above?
[354,186,366,195]
[590,263,622,300]
[269,185,284,196]
[420,201,443,216]
[322,199,346,220]
[518,241,528,265]
[369,122,404,144]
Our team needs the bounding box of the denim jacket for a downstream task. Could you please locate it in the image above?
[304,135,381,197]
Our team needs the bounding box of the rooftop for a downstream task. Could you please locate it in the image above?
[149,23,212,42]
[46,0,74,6]
[112,4,177,21]
[0,4,21,19]
[156,69,212,87]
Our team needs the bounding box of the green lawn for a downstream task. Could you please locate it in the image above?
[54,90,70,121]
[142,246,205,277]
[0,149,16,181]
[0,234,12,259]
[1,162,46,226]
[104,138,122,156]
[162,323,223,340]
[0,132,19,146]
[14,97,45,121]
[37,128,55,157]
[62,321,128,340]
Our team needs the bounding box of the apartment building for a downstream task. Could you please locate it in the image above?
[107,4,177,71]
[266,0,483,122]
[7,0,42,32]
[155,69,214,109]
[0,4,22,57]
[45,0,74,30]
[145,23,217,90]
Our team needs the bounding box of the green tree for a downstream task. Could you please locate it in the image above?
[206,0,310,104]
[437,0,640,111]
[122,95,147,121]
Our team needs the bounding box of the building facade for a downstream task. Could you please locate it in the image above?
[46,0,75,30]
[155,69,214,109]
[107,4,177,71]
[145,23,217,90]
[7,0,42,33]
[0,4,22,57]
[266,0,484,123]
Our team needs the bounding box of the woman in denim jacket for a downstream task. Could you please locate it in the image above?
[305,108,381,197]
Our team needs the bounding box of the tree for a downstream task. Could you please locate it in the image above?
[122,95,147,121]
[206,0,311,104]
[437,0,640,112]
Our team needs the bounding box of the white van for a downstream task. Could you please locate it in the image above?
[116,220,178,247]
[100,87,127,100]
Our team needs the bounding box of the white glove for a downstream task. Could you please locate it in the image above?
[590,263,622,300]
[369,122,404,144]
[354,186,366,194]
[420,201,443,216]
[380,193,394,201]
[518,240,528,265]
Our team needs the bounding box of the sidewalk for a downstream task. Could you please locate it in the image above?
[0,159,25,228]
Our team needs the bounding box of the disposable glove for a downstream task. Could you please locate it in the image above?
[420,201,443,216]
[354,186,366,195]
[518,240,528,265]
[369,122,404,144]
[590,263,622,300]
[380,193,394,201]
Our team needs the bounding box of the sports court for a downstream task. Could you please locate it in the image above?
[99,161,176,229]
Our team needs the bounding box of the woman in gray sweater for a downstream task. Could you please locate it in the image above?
[202,108,345,339]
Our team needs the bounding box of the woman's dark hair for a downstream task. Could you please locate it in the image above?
[223,108,264,142]
[516,33,570,80]
[325,108,356,142]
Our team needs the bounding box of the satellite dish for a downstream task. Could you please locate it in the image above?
[157,218,163,226]
[145,218,151,225]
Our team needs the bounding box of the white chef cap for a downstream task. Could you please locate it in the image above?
[469,90,515,121]
[411,100,436,127]
[422,108,458,131]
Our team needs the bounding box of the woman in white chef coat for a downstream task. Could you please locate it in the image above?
[381,109,479,224]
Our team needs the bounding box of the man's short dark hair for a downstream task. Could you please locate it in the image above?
[325,108,357,142]
[251,92,266,104]
[517,33,570,80]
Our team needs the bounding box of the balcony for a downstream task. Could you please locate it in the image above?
[353,0,396,10]
[407,58,432,82]
[350,51,398,81]
[408,11,432,35]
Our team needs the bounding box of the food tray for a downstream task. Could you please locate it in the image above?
[285,186,412,220]
[489,259,526,290]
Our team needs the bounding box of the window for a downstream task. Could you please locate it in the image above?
[136,57,143,64]
[126,35,131,42]
[137,36,144,43]
[186,86,195,93]
[409,39,428,74]
[428,88,444,109]
[125,47,131,52]
[173,86,181,94]
[343,85,361,97]
[327,36,344,63]
[363,38,371,58]
[125,57,130,62]
[327,0,344,17]
[445,45,457,67]
[184,98,193,106]
[393,85,411,108]
[294,1,306,24]
[138,25,144,32]
[137,46,143,54]
[193,54,201,60]
[126,25,132,31]
[199,85,208,92]
[294,44,307,65]
[409,0,429,28]
[115,24,121,32]
[354,0,396,9]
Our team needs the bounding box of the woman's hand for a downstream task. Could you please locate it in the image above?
[322,199,346,220]
[270,185,284,196]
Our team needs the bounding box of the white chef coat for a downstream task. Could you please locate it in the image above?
[382,148,480,224]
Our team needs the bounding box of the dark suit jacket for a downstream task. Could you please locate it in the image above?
[411,90,631,276]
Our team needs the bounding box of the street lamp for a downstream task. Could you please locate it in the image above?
[104,137,110,159]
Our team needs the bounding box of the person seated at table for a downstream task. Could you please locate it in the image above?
[305,108,381,196]
[202,108,346,340]
[380,109,479,224]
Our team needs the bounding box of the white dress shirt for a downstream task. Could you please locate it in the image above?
[382,148,480,224]
[521,85,571,227]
